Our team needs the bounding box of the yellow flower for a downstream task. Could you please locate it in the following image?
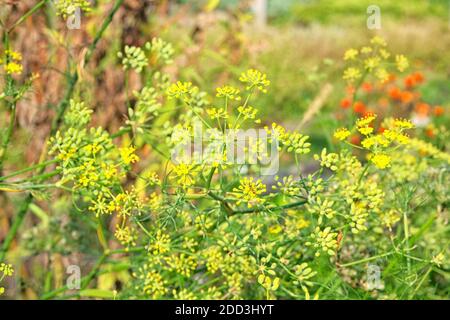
[206,107,228,120]
[361,136,376,149]
[370,153,391,169]
[360,46,373,54]
[431,252,445,267]
[233,177,266,207]
[395,55,409,72]
[119,146,139,165]
[172,163,199,188]
[334,128,351,141]
[239,69,270,93]
[5,49,22,61]
[356,114,377,127]
[394,118,414,129]
[237,105,258,120]
[370,36,387,47]
[216,85,241,100]
[343,49,358,60]
[364,57,380,71]
[343,67,361,82]
[379,49,391,59]
[375,68,389,82]
[0,263,14,277]
[4,62,23,75]
[357,126,373,136]
[166,81,193,99]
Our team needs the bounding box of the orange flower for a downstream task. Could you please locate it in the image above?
[353,101,366,114]
[378,126,386,134]
[389,87,402,100]
[413,72,424,84]
[362,82,373,93]
[425,128,435,138]
[433,105,444,117]
[388,74,397,82]
[346,85,355,95]
[340,98,352,109]
[404,75,415,88]
[378,98,389,109]
[400,91,414,104]
[415,103,430,116]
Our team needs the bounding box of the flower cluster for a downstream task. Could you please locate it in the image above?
[343,36,408,83]
[1,49,23,75]
[0,263,14,296]
[54,0,91,19]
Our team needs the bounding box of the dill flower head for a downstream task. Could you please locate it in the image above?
[216,85,241,100]
[207,107,228,120]
[4,62,23,75]
[239,69,270,93]
[369,153,391,169]
[393,118,414,129]
[293,262,317,285]
[54,0,92,18]
[233,177,266,207]
[2,49,23,75]
[171,163,199,188]
[0,263,14,277]
[343,48,358,61]
[237,105,259,121]
[166,81,194,101]
[0,263,14,296]
[114,225,137,247]
[314,148,339,171]
[370,36,387,47]
[283,132,311,154]
[119,146,139,165]
[356,114,377,127]
[118,45,148,73]
[147,230,171,255]
[343,67,361,82]
[306,227,338,257]
[395,54,409,72]
[334,128,351,141]
[145,38,174,65]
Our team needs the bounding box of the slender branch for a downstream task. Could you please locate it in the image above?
[0,101,16,174]
[7,0,48,33]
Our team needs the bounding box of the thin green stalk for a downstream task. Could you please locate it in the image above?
[7,0,48,33]
[0,194,33,261]
[0,102,16,174]
[410,266,432,299]
[0,159,58,182]
[339,251,395,267]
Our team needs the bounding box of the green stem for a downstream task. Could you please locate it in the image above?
[0,194,33,261]
[7,0,48,33]
[339,251,395,267]
[0,101,16,174]
[0,159,58,182]
[403,208,411,273]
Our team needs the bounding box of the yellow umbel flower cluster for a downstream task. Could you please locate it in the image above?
[342,36,408,84]
[0,263,14,296]
[1,49,23,75]
[233,177,267,207]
